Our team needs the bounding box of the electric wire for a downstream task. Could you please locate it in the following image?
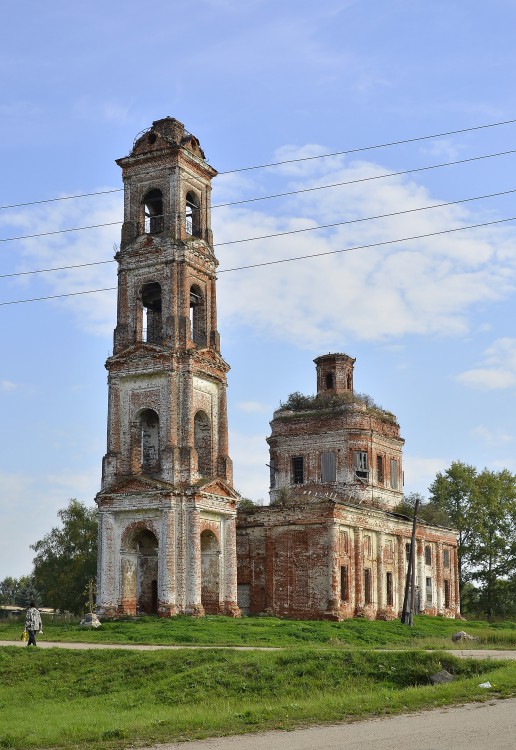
[2,116,516,212]
[3,147,516,245]
[2,186,516,279]
[2,213,515,306]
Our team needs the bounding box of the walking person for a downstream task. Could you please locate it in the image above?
[25,601,42,646]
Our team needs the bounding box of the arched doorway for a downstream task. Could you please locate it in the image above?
[201,530,220,614]
[121,528,159,615]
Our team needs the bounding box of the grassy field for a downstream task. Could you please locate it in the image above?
[1,615,515,750]
[1,613,516,648]
[0,646,515,750]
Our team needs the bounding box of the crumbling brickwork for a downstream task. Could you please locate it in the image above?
[237,354,460,620]
[96,119,240,618]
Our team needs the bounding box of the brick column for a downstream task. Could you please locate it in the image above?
[185,505,204,615]
[96,512,118,617]
[354,526,364,613]
[397,535,405,616]
[158,506,178,616]
[436,541,443,613]
[326,522,340,618]
[223,515,240,617]
[377,531,385,613]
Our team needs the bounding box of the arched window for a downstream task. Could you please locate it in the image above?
[201,530,220,613]
[194,410,211,476]
[139,409,160,471]
[185,191,201,237]
[141,282,162,343]
[346,372,352,390]
[143,189,164,234]
[325,372,334,389]
[190,284,206,346]
[121,528,158,615]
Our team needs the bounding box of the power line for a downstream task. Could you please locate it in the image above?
[3,186,516,280]
[2,214,515,306]
[4,147,516,245]
[2,116,516,212]
[217,117,516,174]
[211,148,516,208]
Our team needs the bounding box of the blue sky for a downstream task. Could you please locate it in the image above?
[2,0,516,578]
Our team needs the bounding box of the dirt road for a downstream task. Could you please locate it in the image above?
[152,698,516,750]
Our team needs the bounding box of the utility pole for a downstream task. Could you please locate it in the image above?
[401,495,420,625]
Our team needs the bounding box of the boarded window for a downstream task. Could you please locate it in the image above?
[425,545,432,566]
[443,548,450,568]
[321,451,336,482]
[340,566,348,601]
[354,451,368,479]
[292,456,304,484]
[425,576,433,604]
[377,455,384,483]
[386,571,393,606]
[390,459,399,489]
[364,568,372,604]
[444,579,450,608]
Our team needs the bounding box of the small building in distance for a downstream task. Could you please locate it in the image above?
[236,354,460,620]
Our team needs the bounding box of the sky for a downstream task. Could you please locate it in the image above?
[1,0,516,578]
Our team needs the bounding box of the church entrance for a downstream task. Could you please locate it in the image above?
[121,529,159,615]
[201,530,220,614]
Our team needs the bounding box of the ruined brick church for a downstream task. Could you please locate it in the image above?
[96,118,459,621]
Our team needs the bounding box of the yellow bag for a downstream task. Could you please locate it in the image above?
[20,630,27,642]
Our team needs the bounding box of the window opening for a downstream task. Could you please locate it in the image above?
[346,372,352,390]
[385,540,394,561]
[354,451,368,480]
[425,545,432,566]
[425,576,433,604]
[405,542,412,562]
[143,189,164,234]
[376,455,384,483]
[363,535,372,556]
[185,191,201,237]
[364,568,372,604]
[325,372,334,389]
[194,411,212,477]
[292,456,304,484]
[340,566,348,601]
[321,451,336,482]
[390,458,399,489]
[141,282,162,343]
[139,409,160,471]
[189,285,206,345]
[386,572,393,606]
[443,548,450,568]
[444,579,450,608]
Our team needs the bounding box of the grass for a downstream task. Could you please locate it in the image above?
[0,646,514,750]
[1,613,516,649]
[1,615,515,750]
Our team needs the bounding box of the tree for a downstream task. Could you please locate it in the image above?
[428,461,477,603]
[0,576,21,605]
[31,499,98,615]
[468,469,516,617]
[395,492,452,527]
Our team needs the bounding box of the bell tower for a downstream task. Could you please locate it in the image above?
[96,118,240,618]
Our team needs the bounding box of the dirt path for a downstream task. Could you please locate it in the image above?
[0,640,515,658]
[149,698,516,750]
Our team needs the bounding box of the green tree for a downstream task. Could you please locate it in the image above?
[428,461,477,603]
[394,492,452,527]
[468,469,516,617]
[31,499,98,615]
[0,576,21,605]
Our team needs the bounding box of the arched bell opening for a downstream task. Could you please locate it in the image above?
[189,284,206,346]
[185,191,201,238]
[201,530,220,614]
[194,410,212,477]
[143,189,164,234]
[140,282,163,343]
[120,528,159,615]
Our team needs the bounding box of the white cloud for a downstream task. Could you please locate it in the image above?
[0,380,17,391]
[457,338,516,389]
[402,455,450,496]
[237,401,267,413]
[470,425,513,444]
[230,432,269,502]
[215,152,516,348]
